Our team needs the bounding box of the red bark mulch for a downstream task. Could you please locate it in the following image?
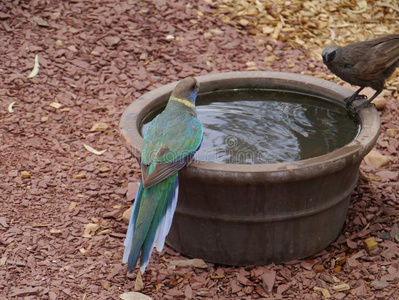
[1,1,398,299]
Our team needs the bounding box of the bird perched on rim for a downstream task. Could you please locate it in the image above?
[322,34,399,113]
[123,77,203,274]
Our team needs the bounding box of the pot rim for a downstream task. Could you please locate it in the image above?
[120,71,380,179]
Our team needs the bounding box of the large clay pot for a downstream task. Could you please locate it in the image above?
[119,72,380,266]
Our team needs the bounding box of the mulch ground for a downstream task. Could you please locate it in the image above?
[1,0,398,299]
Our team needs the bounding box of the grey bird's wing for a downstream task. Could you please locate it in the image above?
[354,35,399,81]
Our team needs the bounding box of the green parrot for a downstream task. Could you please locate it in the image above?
[123,77,203,273]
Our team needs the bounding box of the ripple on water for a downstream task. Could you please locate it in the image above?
[142,89,360,164]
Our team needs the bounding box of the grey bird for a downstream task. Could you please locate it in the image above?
[322,34,399,113]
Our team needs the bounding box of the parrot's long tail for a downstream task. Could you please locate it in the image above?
[123,174,179,273]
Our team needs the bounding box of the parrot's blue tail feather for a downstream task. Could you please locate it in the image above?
[155,177,179,251]
[139,176,179,273]
[122,183,143,264]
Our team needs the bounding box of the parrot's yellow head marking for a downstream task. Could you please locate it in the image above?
[171,96,195,108]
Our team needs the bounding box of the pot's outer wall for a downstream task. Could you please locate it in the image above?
[119,72,380,265]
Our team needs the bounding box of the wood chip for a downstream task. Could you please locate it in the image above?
[31,16,49,27]
[363,237,378,252]
[313,286,331,298]
[21,171,31,178]
[332,283,350,292]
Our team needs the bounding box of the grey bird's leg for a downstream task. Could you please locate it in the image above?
[344,87,365,108]
[353,90,382,113]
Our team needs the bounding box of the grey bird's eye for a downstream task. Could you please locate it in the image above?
[326,51,336,63]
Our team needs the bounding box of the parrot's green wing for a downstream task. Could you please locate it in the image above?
[141,114,203,189]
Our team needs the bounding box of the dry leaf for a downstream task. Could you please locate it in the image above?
[122,206,133,224]
[0,217,8,228]
[31,16,49,27]
[119,292,152,300]
[103,251,112,258]
[238,19,250,26]
[363,150,390,169]
[98,229,111,235]
[33,224,52,227]
[333,276,341,283]
[332,283,350,291]
[67,45,78,52]
[387,129,399,137]
[169,258,208,269]
[104,36,120,46]
[372,97,387,110]
[0,256,7,266]
[83,143,106,155]
[99,166,111,173]
[90,122,109,132]
[371,281,389,290]
[68,202,77,212]
[49,102,62,109]
[7,101,15,113]
[21,171,31,178]
[261,269,276,293]
[134,271,144,292]
[113,204,126,209]
[73,174,86,179]
[101,281,110,291]
[28,54,40,78]
[313,286,331,298]
[262,26,274,34]
[363,237,378,252]
[82,223,100,238]
[236,273,252,285]
[127,182,140,201]
[84,223,100,232]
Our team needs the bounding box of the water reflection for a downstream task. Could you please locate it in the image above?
[142,89,360,164]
